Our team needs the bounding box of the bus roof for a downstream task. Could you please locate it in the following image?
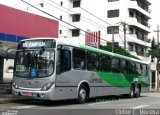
[21,37,149,65]
[80,45,149,65]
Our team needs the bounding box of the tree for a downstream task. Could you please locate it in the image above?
[100,43,138,59]
[149,38,159,60]
[149,38,160,91]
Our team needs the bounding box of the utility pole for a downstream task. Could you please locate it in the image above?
[112,27,115,52]
[154,25,160,91]
[120,21,127,51]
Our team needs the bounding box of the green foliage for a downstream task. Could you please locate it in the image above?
[149,38,159,58]
[100,44,139,59]
[151,38,157,50]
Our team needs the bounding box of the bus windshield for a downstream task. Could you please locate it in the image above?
[14,49,55,78]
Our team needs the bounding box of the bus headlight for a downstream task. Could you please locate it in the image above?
[13,82,18,89]
[41,81,54,91]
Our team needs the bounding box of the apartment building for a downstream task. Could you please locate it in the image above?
[1,0,151,58]
[44,0,151,61]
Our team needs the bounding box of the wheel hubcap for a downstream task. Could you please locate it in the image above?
[137,88,140,96]
[80,89,86,100]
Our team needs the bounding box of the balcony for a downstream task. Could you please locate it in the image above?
[130,0,151,12]
[127,34,150,47]
[128,44,150,59]
[137,18,150,28]
[129,49,149,58]
[128,0,151,18]
[127,17,150,33]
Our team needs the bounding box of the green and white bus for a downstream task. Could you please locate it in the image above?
[12,38,150,103]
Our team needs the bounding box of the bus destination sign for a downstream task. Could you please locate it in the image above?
[19,39,56,49]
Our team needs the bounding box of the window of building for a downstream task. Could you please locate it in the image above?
[72,14,81,22]
[141,48,144,53]
[129,27,134,34]
[87,52,99,71]
[60,16,62,20]
[108,0,119,2]
[107,26,119,34]
[129,10,134,17]
[129,43,134,51]
[60,1,63,6]
[108,9,119,18]
[73,0,81,7]
[73,48,86,70]
[59,30,62,34]
[72,29,80,37]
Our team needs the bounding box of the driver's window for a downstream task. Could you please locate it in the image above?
[57,49,71,74]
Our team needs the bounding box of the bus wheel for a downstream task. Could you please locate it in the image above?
[78,85,88,104]
[135,85,141,98]
[129,85,135,98]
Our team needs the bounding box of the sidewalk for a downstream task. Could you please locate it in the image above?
[0,94,17,104]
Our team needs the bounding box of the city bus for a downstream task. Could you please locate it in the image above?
[12,38,150,104]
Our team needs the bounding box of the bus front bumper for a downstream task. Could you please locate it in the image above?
[12,86,55,100]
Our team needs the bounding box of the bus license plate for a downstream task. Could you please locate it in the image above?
[24,92,32,96]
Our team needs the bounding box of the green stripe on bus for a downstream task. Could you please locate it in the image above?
[97,72,149,87]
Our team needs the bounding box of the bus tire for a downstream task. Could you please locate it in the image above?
[129,85,135,98]
[78,84,88,104]
[135,85,141,98]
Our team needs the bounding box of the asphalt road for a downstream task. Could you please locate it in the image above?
[1,92,160,115]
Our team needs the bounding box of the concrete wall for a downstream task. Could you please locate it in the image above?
[3,59,14,82]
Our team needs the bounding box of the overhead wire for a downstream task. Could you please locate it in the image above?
[79,5,151,44]
[17,0,150,47]
[44,0,107,30]
[21,0,110,43]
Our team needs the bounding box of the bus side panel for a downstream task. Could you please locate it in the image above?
[54,70,131,100]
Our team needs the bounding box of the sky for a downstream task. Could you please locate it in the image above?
[150,0,160,39]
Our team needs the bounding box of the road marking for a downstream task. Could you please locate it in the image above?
[88,101,110,106]
[133,105,149,109]
[10,105,38,109]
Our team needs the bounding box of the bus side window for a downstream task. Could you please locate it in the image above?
[111,58,119,73]
[87,52,99,71]
[121,59,126,74]
[135,62,141,75]
[57,49,71,74]
[73,48,86,70]
[99,54,111,72]
[128,61,136,74]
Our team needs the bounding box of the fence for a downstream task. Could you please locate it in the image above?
[0,83,12,94]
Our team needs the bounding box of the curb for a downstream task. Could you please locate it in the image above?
[0,98,18,104]
[0,95,26,104]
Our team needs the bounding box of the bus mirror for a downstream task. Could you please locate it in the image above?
[57,45,62,50]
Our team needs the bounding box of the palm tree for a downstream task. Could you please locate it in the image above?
[149,38,159,61]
